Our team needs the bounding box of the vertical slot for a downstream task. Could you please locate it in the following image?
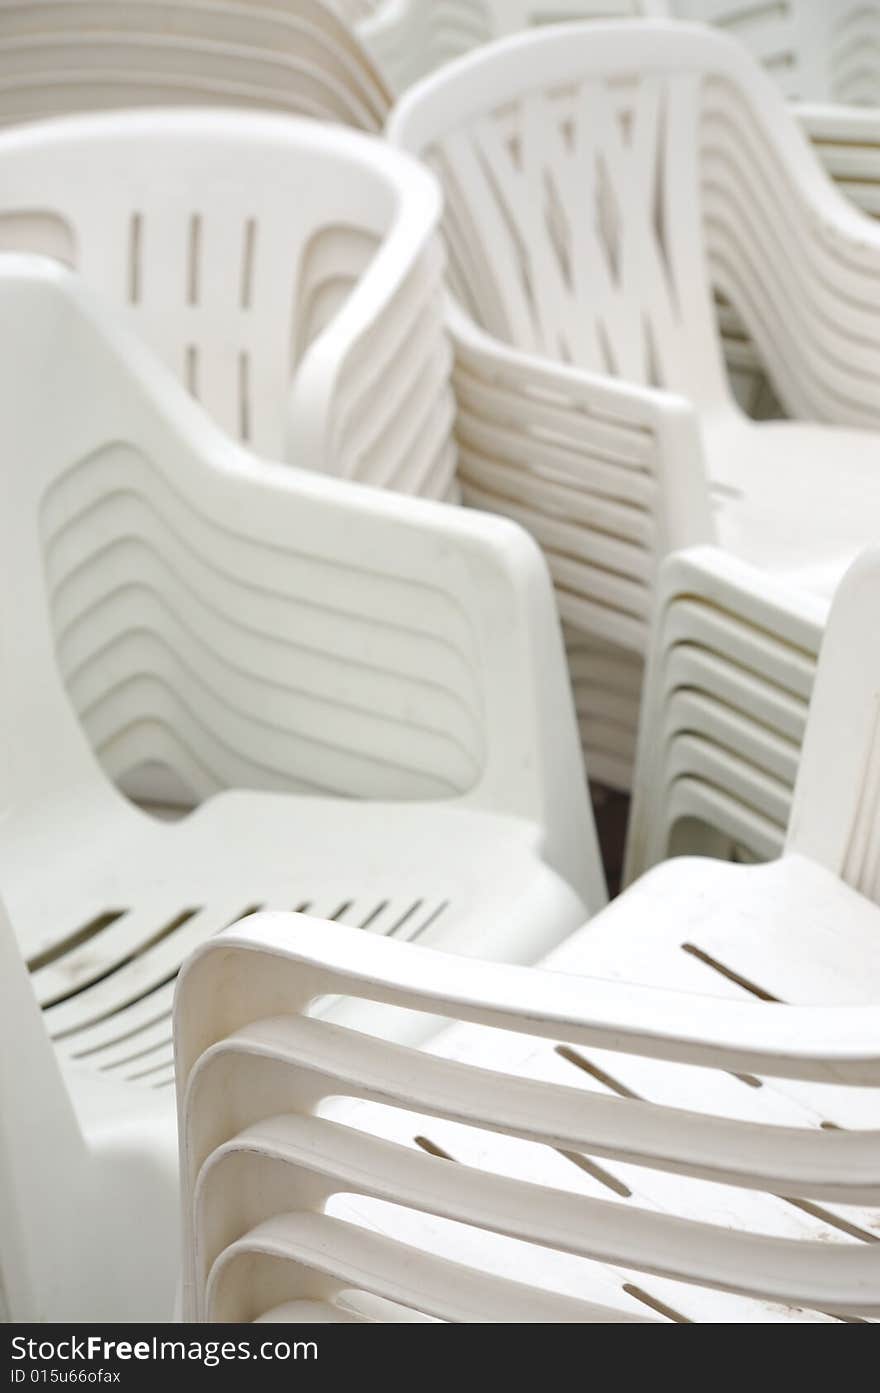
[238,351,251,442]
[185,344,199,399]
[187,213,201,305]
[241,217,256,309]
[129,213,142,303]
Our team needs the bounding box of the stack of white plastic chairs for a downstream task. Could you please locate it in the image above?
[0,106,469,808]
[0,248,603,1321]
[623,547,827,879]
[348,1,880,418]
[674,1,880,414]
[3,0,880,1330]
[618,9,880,871]
[176,550,880,1324]
[388,22,880,798]
[0,3,611,1327]
[626,6,880,866]
[0,107,457,493]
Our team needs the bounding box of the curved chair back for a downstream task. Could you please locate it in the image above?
[389,21,880,424]
[0,110,446,465]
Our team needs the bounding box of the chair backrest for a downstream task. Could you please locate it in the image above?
[0,254,493,869]
[388,22,742,412]
[0,108,441,464]
[0,0,390,129]
[787,547,880,902]
[175,911,880,1321]
[674,0,880,105]
[389,19,880,423]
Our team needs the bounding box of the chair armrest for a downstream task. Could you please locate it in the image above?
[705,86,880,427]
[176,912,880,1093]
[449,304,714,615]
[786,545,880,883]
[622,546,828,887]
[176,911,880,1319]
[208,458,602,904]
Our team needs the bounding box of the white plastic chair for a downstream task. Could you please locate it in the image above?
[359,4,880,423]
[388,20,880,791]
[623,546,827,880]
[0,109,461,810]
[0,107,455,493]
[0,0,390,130]
[0,252,603,1316]
[175,549,880,1323]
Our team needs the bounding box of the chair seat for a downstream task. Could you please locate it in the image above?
[20,791,583,1319]
[14,788,586,1089]
[710,419,880,598]
[323,854,880,1322]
